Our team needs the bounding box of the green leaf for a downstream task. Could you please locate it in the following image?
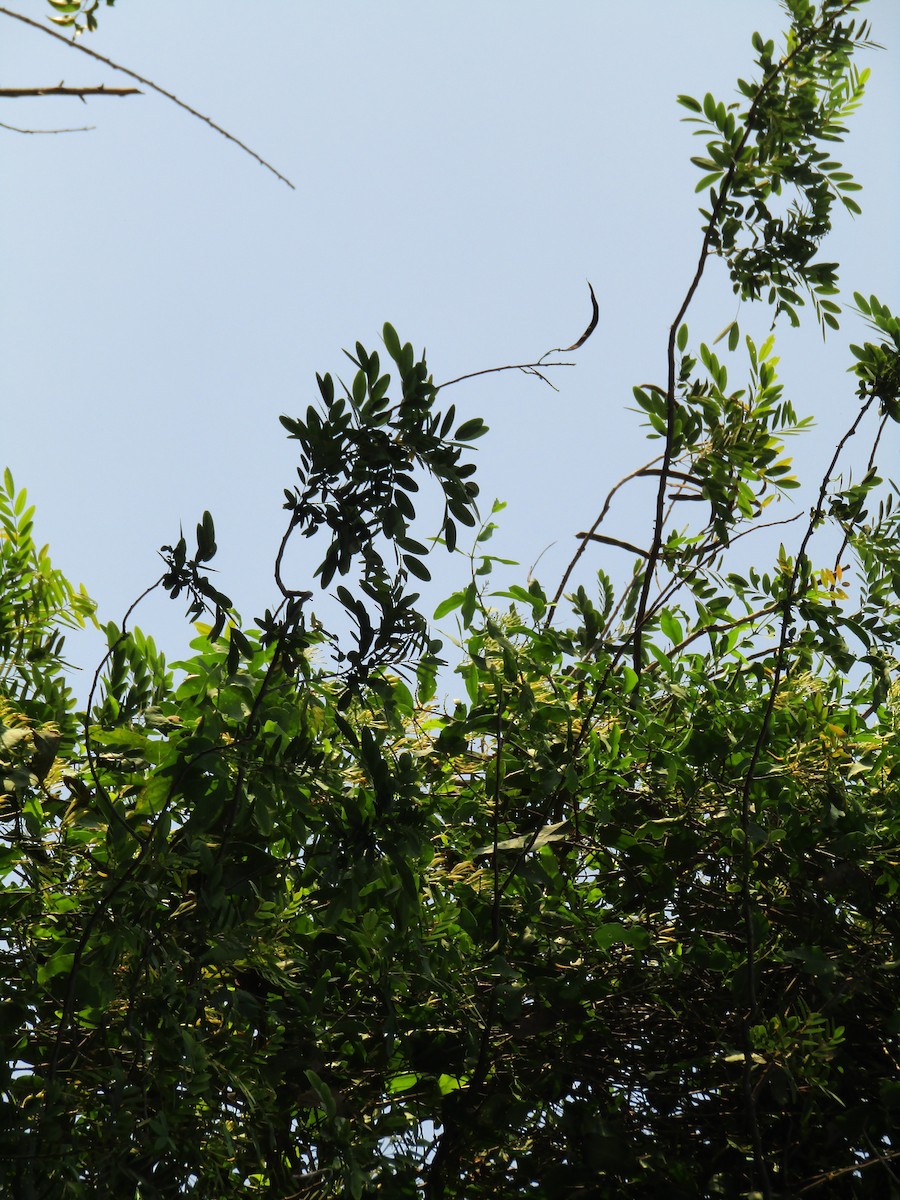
[473,820,570,857]
[695,171,724,194]
[646,641,674,675]
[383,322,401,362]
[434,591,465,620]
[37,945,76,986]
[454,418,488,441]
[387,1072,420,1094]
[317,372,334,405]
[228,625,252,658]
[659,610,684,644]
[437,1073,464,1095]
[461,581,478,627]
[404,555,431,582]
[416,657,437,703]
[352,370,366,408]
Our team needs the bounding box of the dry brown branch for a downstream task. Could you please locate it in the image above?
[0,85,139,97]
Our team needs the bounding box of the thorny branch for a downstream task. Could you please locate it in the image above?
[0,84,139,97]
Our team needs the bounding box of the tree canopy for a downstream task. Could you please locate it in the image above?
[3,1,900,1197]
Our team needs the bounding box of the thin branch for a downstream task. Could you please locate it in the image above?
[436,358,574,392]
[631,3,859,686]
[832,409,891,576]
[666,600,781,660]
[436,280,598,390]
[862,1133,900,1187]
[640,467,703,485]
[0,84,139,97]
[798,1147,900,1194]
[546,455,663,623]
[574,532,649,558]
[0,118,94,133]
[633,509,804,644]
[274,511,313,602]
[0,6,295,189]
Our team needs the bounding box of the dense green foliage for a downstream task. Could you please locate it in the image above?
[6,1,900,1196]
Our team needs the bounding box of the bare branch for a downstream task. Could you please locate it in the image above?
[0,119,95,133]
[574,532,649,558]
[546,455,663,623]
[0,6,295,189]
[436,359,574,391]
[0,85,139,97]
[437,281,598,390]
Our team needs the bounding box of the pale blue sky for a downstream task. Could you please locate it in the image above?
[2,1,898,687]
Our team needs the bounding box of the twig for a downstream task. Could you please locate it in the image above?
[0,6,295,189]
[436,358,574,392]
[546,455,663,623]
[640,466,703,485]
[832,409,891,576]
[665,600,781,660]
[574,532,649,558]
[0,85,139,97]
[436,280,599,390]
[274,511,313,602]
[0,118,94,133]
[798,1147,900,1194]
